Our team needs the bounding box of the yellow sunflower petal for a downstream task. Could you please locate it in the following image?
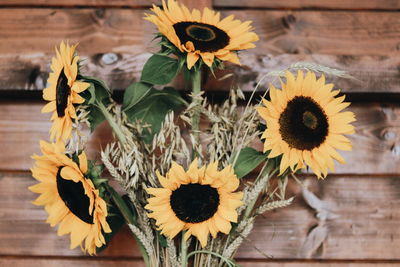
[146,159,242,247]
[145,1,258,69]
[187,52,199,69]
[257,70,355,178]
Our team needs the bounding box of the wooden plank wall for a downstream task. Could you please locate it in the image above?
[0,0,400,266]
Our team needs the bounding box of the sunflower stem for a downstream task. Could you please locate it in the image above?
[180,231,189,267]
[104,184,151,267]
[186,250,236,267]
[96,101,128,145]
[191,69,202,157]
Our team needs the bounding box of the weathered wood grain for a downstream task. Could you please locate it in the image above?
[0,0,155,7]
[0,258,398,267]
[237,176,400,259]
[181,0,212,9]
[0,9,154,55]
[3,52,400,93]
[222,10,400,56]
[0,8,399,92]
[215,0,400,10]
[2,0,399,10]
[0,102,111,171]
[0,102,399,174]
[2,173,400,260]
[0,0,209,8]
[0,258,145,267]
[208,53,400,94]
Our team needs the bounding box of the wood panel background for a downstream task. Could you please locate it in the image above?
[0,0,399,266]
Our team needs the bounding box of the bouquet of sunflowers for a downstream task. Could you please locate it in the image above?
[29,1,356,266]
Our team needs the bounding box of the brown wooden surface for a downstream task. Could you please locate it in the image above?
[3,52,400,93]
[0,102,398,174]
[1,0,399,265]
[0,0,155,6]
[0,259,398,267]
[0,0,209,8]
[214,0,400,10]
[1,8,399,92]
[3,9,397,56]
[0,102,111,171]
[2,0,399,10]
[2,173,400,260]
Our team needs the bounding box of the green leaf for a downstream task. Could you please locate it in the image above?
[121,194,137,223]
[124,87,184,142]
[87,105,106,131]
[141,54,180,85]
[96,204,125,254]
[122,82,152,111]
[79,76,111,105]
[79,76,112,132]
[233,147,267,178]
[81,75,111,93]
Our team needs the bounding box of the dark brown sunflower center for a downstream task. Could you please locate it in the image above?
[56,167,94,224]
[173,22,230,52]
[170,183,220,223]
[56,67,71,118]
[302,111,318,130]
[278,96,329,150]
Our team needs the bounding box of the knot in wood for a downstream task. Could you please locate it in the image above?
[101,53,118,65]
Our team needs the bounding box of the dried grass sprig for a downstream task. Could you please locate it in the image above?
[256,197,294,215]
[222,218,255,259]
[128,224,156,262]
[238,162,275,216]
[166,238,179,267]
[266,62,355,80]
[205,88,259,166]
[101,143,124,185]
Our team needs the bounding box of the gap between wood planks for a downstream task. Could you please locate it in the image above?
[1,91,400,105]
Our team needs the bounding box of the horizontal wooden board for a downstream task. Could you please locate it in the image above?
[0,0,152,7]
[0,102,111,172]
[3,52,400,93]
[2,0,399,10]
[1,173,400,260]
[0,0,154,7]
[208,53,400,94]
[225,10,400,56]
[214,0,400,10]
[0,258,398,267]
[0,0,211,9]
[0,102,399,174]
[0,9,399,91]
[0,258,145,267]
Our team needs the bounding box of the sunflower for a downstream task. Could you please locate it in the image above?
[41,41,90,142]
[145,159,243,247]
[145,0,259,69]
[29,141,111,255]
[257,71,356,179]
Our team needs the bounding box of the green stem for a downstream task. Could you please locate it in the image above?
[105,184,134,224]
[191,69,202,156]
[186,250,235,267]
[180,231,189,267]
[105,184,150,267]
[97,100,128,145]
